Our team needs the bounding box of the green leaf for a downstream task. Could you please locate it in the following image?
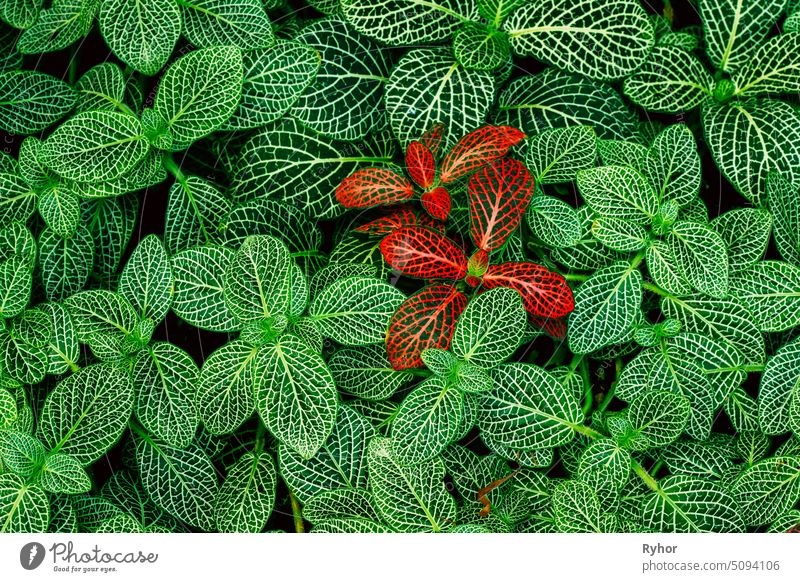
[710,208,771,272]
[64,289,137,340]
[627,390,690,448]
[133,342,199,449]
[453,21,509,71]
[81,195,138,285]
[135,433,219,531]
[38,226,94,301]
[578,439,631,488]
[391,377,464,466]
[98,0,180,76]
[214,452,276,533]
[0,172,37,228]
[732,456,800,526]
[503,0,653,81]
[280,404,373,502]
[451,287,525,368]
[478,363,582,449]
[367,436,456,532]
[667,220,729,298]
[729,261,800,332]
[568,261,642,354]
[552,480,602,533]
[525,126,596,184]
[225,40,319,131]
[180,0,274,50]
[759,336,800,435]
[0,70,76,134]
[592,217,648,252]
[0,473,48,533]
[224,235,292,323]
[196,340,258,435]
[302,488,380,524]
[577,165,658,224]
[341,0,476,46]
[16,0,88,54]
[0,0,42,28]
[660,296,765,366]
[171,246,240,332]
[0,387,15,430]
[254,335,337,459]
[165,176,231,253]
[74,62,125,113]
[643,124,701,207]
[309,276,404,346]
[0,430,45,478]
[38,187,80,239]
[385,48,494,150]
[701,0,785,73]
[526,195,581,249]
[642,475,743,532]
[154,46,244,150]
[40,453,91,494]
[292,18,390,141]
[328,345,410,401]
[38,364,134,466]
[41,111,148,182]
[119,234,172,322]
[623,46,712,113]
[495,69,637,141]
[703,99,800,204]
[0,256,31,319]
[733,32,800,97]
[767,172,800,266]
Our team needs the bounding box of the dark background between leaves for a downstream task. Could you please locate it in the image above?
[0,0,777,531]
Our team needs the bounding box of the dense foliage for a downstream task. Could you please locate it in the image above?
[0,0,799,534]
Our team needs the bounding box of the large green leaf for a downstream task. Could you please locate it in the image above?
[732,456,800,526]
[385,48,494,150]
[40,453,91,494]
[0,70,76,134]
[703,99,800,204]
[98,0,180,76]
[171,246,240,332]
[135,434,219,531]
[644,124,701,207]
[478,363,582,449]
[759,337,800,435]
[366,436,456,532]
[552,480,602,532]
[0,473,48,533]
[233,119,395,219]
[38,226,93,301]
[279,404,373,502]
[119,234,172,322]
[196,340,258,435]
[16,0,88,54]
[0,256,30,319]
[37,186,80,239]
[165,176,231,254]
[38,364,134,466]
[214,452,276,533]
[700,0,785,72]
[154,46,244,150]
[254,335,337,459]
[180,0,274,50]
[710,208,771,272]
[503,0,653,81]
[341,0,476,46]
[767,172,800,266]
[390,377,464,466]
[451,287,525,368]
[133,342,199,449]
[64,289,137,340]
[577,165,657,224]
[308,276,404,346]
[733,32,800,97]
[526,195,581,249]
[292,17,390,141]
[729,261,800,332]
[41,111,148,182]
[328,345,411,401]
[0,172,37,229]
[627,390,691,448]
[0,0,41,28]
[495,68,637,141]
[225,41,319,131]
[567,261,642,354]
[525,125,596,184]
[667,220,729,298]
[642,475,743,532]
[623,46,713,113]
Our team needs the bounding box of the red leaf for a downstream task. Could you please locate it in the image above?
[380,226,468,280]
[482,262,574,318]
[336,167,414,208]
[529,315,567,339]
[420,123,446,157]
[354,206,446,236]
[405,141,435,189]
[421,187,451,221]
[386,284,468,369]
[439,125,526,184]
[469,158,535,252]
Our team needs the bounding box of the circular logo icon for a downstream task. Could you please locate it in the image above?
[20,542,46,570]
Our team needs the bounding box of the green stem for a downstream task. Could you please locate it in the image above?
[289,490,305,533]
[642,281,675,299]
[596,358,621,414]
[632,459,662,494]
[579,359,593,415]
[564,273,589,282]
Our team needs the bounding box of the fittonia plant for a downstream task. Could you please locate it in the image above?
[1,0,800,535]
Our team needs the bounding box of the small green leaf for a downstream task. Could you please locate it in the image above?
[40,453,91,494]
[119,234,172,322]
[525,125,596,184]
[729,261,800,332]
[0,70,76,134]
[214,452,276,533]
